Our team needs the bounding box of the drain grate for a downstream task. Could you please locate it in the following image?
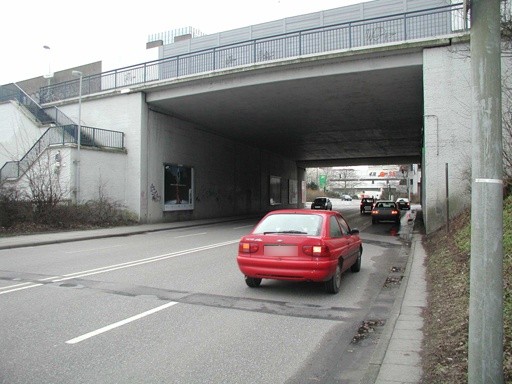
[384,275,404,287]
[351,319,386,343]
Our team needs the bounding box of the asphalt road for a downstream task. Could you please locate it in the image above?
[0,200,410,384]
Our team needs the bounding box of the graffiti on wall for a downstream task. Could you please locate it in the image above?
[150,184,161,202]
[365,27,398,44]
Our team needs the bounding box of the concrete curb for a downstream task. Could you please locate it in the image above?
[360,235,418,384]
[0,215,260,250]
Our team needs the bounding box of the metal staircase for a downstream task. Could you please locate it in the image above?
[0,84,124,181]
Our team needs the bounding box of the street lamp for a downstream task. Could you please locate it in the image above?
[43,46,53,83]
[72,70,83,203]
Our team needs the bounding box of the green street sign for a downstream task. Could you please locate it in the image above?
[319,175,327,188]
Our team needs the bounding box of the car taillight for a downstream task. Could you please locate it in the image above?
[239,242,259,253]
[392,210,399,215]
[303,244,330,257]
[372,209,378,214]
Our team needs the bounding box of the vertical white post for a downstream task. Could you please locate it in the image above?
[72,70,83,203]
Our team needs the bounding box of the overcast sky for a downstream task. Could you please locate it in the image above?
[0,0,371,85]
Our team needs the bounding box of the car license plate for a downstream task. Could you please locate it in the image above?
[264,245,298,256]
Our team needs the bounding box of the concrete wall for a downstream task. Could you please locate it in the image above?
[77,148,129,204]
[142,109,300,223]
[423,41,472,233]
[48,91,301,222]
[56,92,143,213]
[0,100,46,166]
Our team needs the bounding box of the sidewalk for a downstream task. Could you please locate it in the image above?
[0,214,428,384]
[362,217,427,383]
[0,216,253,250]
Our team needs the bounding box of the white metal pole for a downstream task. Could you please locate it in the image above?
[72,70,83,203]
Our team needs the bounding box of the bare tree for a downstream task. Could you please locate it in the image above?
[332,168,359,196]
[21,148,69,223]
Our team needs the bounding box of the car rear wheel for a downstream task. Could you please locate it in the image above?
[245,276,262,288]
[325,262,342,294]
[351,249,362,273]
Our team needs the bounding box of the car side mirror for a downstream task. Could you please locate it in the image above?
[350,228,360,235]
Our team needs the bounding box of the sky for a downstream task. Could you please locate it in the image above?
[0,0,370,85]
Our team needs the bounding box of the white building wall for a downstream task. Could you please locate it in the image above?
[56,92,143,214]
[423,41,472,233]
[0,101,46,166]
[78,148,128,204]
[50,146,73,200]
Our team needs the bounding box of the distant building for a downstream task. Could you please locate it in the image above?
[308,164,421,201]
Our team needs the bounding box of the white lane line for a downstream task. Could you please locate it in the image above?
[65,244,124,254]
[0,283,44,295]
[174,232,207,238]
[0,282,33,291]
[0,240,239,295]
[52,240,239,282]
[66,301,178,344]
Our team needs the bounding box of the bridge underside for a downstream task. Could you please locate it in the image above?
[145,46,425,168]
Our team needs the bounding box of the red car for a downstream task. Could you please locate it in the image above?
[237,209,362,294]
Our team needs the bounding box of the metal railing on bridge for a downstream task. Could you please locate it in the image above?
[0,125,124,180]
[40,3,468,104]
[0,83,76,126]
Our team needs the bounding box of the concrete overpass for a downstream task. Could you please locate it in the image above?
[2,2,476,234]
[145,41,429,168]
[141,34,473,235]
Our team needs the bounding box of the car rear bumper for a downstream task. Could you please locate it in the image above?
[237,256,337,282]
[373,214,400,221]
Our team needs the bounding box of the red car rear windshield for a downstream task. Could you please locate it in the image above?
[253,214,323,236]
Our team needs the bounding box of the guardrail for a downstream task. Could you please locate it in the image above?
[0,83,75,126]
[0,125,124,180]
[40,3,467,104]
